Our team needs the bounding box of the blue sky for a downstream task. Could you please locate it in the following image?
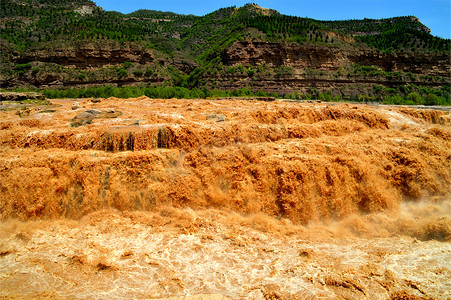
[95,0,451,38]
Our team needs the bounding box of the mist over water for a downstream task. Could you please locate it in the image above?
[0,98,450,298]
[1,204,450,299]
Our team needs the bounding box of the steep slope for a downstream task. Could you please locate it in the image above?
[320,16,449,52]
[203,40,450,100]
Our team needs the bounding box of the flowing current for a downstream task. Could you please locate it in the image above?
[1,98,450,299]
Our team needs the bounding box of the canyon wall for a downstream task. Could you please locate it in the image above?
[202,41,451,95]
[222,41,451,76]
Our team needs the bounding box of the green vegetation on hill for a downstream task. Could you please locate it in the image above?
[2,1,449,55]
[320,17,450,52]
[320,16,429,35]
[39,85,278,100]
[1,0,95,12]
[127,9,184,19]
[0,0,199,54]
[1,1,450,105]
[243,15,329,43]
[3,82,447,106]
[180,6,245,62]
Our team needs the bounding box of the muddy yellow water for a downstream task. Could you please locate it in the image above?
[0,98,450,299]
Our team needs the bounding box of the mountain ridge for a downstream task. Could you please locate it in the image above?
[1,1,450,104]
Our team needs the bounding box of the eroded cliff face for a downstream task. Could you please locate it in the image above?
[2,39,450,95]
[222,42,348,71]
[1,40,200,88]
[20,42,155,67]
[351,49,451,76]
[209,41,451,95]
[222,41,451,76]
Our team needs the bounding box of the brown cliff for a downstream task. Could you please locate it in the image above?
[208,41,450,96]
[2,41,450,98]
[222,41,450,76]
[19,41,155,67]
[2,40,198,88]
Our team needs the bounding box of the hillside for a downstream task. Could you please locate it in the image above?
[0,1,450,104]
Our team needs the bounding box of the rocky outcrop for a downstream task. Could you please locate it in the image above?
[18,41,155,67]
[2,40,449,96]
[222,42,348,71]
[0,92,45,101]
[350,49,451,76]
[209,41,451,96]
[222,41,451,76]
[1,40,200,88]
[205,74,448,98]
[71,108,123,127]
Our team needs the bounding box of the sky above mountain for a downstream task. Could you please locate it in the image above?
[94,0,450,39]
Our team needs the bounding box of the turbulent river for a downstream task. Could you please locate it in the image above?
[1,97,450,299]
